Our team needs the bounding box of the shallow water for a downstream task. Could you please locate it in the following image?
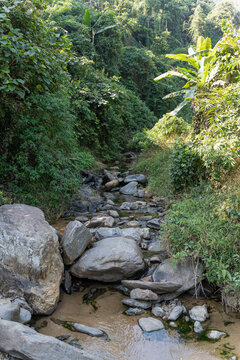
[35,287,240,360]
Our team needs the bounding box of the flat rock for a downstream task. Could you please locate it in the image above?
[124,174,147,184]
[0,319,94,360]
[122,299,152,310]
[206,330,227,340]
[189,305,209,322]
[61,220,92,265]
[125,308,145,316]
[85,216,115,228]
[121,280,181,294]
[138,317,164,332]
[121,228,150,242]
[148,241,166,253]
[168,305,183,321]
[70,237,144,282]
[147,218,160,230]
[94,227,122,240]
[120,202,138,211]
[130,289,158,301]
[0,204,63,315]
[120,182,138,195]
[70,322,106,337]
[152,258,202,299]
[125,221,139,227]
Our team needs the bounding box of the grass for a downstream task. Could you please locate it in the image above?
[134,147,173,199]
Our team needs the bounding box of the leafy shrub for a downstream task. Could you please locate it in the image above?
[169,140,204,191]
[147,114,191,145]
[164,185,240,294]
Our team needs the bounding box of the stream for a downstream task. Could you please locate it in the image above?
[35,165,240,360]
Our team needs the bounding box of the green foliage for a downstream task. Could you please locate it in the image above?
[169,141,203,191]
[154,36,217,116]
[134,148,173,198]
[147,114,191,145]
[164,185,240,292]
[0,0,82,217]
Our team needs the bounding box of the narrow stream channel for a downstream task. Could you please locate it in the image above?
[35,168,240,360]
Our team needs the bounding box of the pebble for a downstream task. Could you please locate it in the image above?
[169,321,177,328]
[152,306,165,318]
[194,321,203,334]
[189,305,209,322]
[168,306,184,321]
[206,330,227,340]
[125,308,145,316]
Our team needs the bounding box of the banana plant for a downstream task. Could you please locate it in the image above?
[154,36,217,115]
[84,9,118,44]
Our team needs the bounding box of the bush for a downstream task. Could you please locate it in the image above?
[164,185,240,297]
[169,140,204,191]
[147,114,191,145]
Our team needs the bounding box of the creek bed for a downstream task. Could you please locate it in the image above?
[34,284,240,360]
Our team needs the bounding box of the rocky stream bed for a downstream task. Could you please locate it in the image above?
[0,159,239,360]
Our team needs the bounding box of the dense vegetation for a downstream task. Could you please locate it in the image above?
[1,0,240,306]
[135,21,240,309]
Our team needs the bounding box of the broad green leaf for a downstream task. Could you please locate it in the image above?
[166,54,199,69]
[95,24,118,35]
[154,71,189,82]
[163,90,187,100]
[84,9,91,28]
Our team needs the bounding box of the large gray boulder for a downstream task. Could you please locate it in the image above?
[70,237,145,282]
[0,204,64,315]
[0,319,95,360]
[61,220,92,265]
[152,258,202,299]
[120,182,138,195]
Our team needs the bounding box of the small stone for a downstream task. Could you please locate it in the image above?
[120,182,138,196]
[169,322,177,328]
[108,210,119,218]
[206,330,227,340]
[152,306,165,318]
[106,199,114,206]
[126,221,139,228]
[75,216,88,222]
[194,321,203,334]
[138,317,164,332]
[149,255,161,264]
[185,316,190,322]
[105,179,119,190]
[122,299,152,310]
[147,218,160,230]
[85,216,115,228]
[189,305,209,322]
[125,308,145,316]
[130,289,158,301]
[19,307,31,324]
[168,306,184,321]
[70,322,107,338]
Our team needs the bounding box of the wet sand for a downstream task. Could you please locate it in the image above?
[35,286,240,360]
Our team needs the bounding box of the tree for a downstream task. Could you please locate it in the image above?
[154,36,216,115]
